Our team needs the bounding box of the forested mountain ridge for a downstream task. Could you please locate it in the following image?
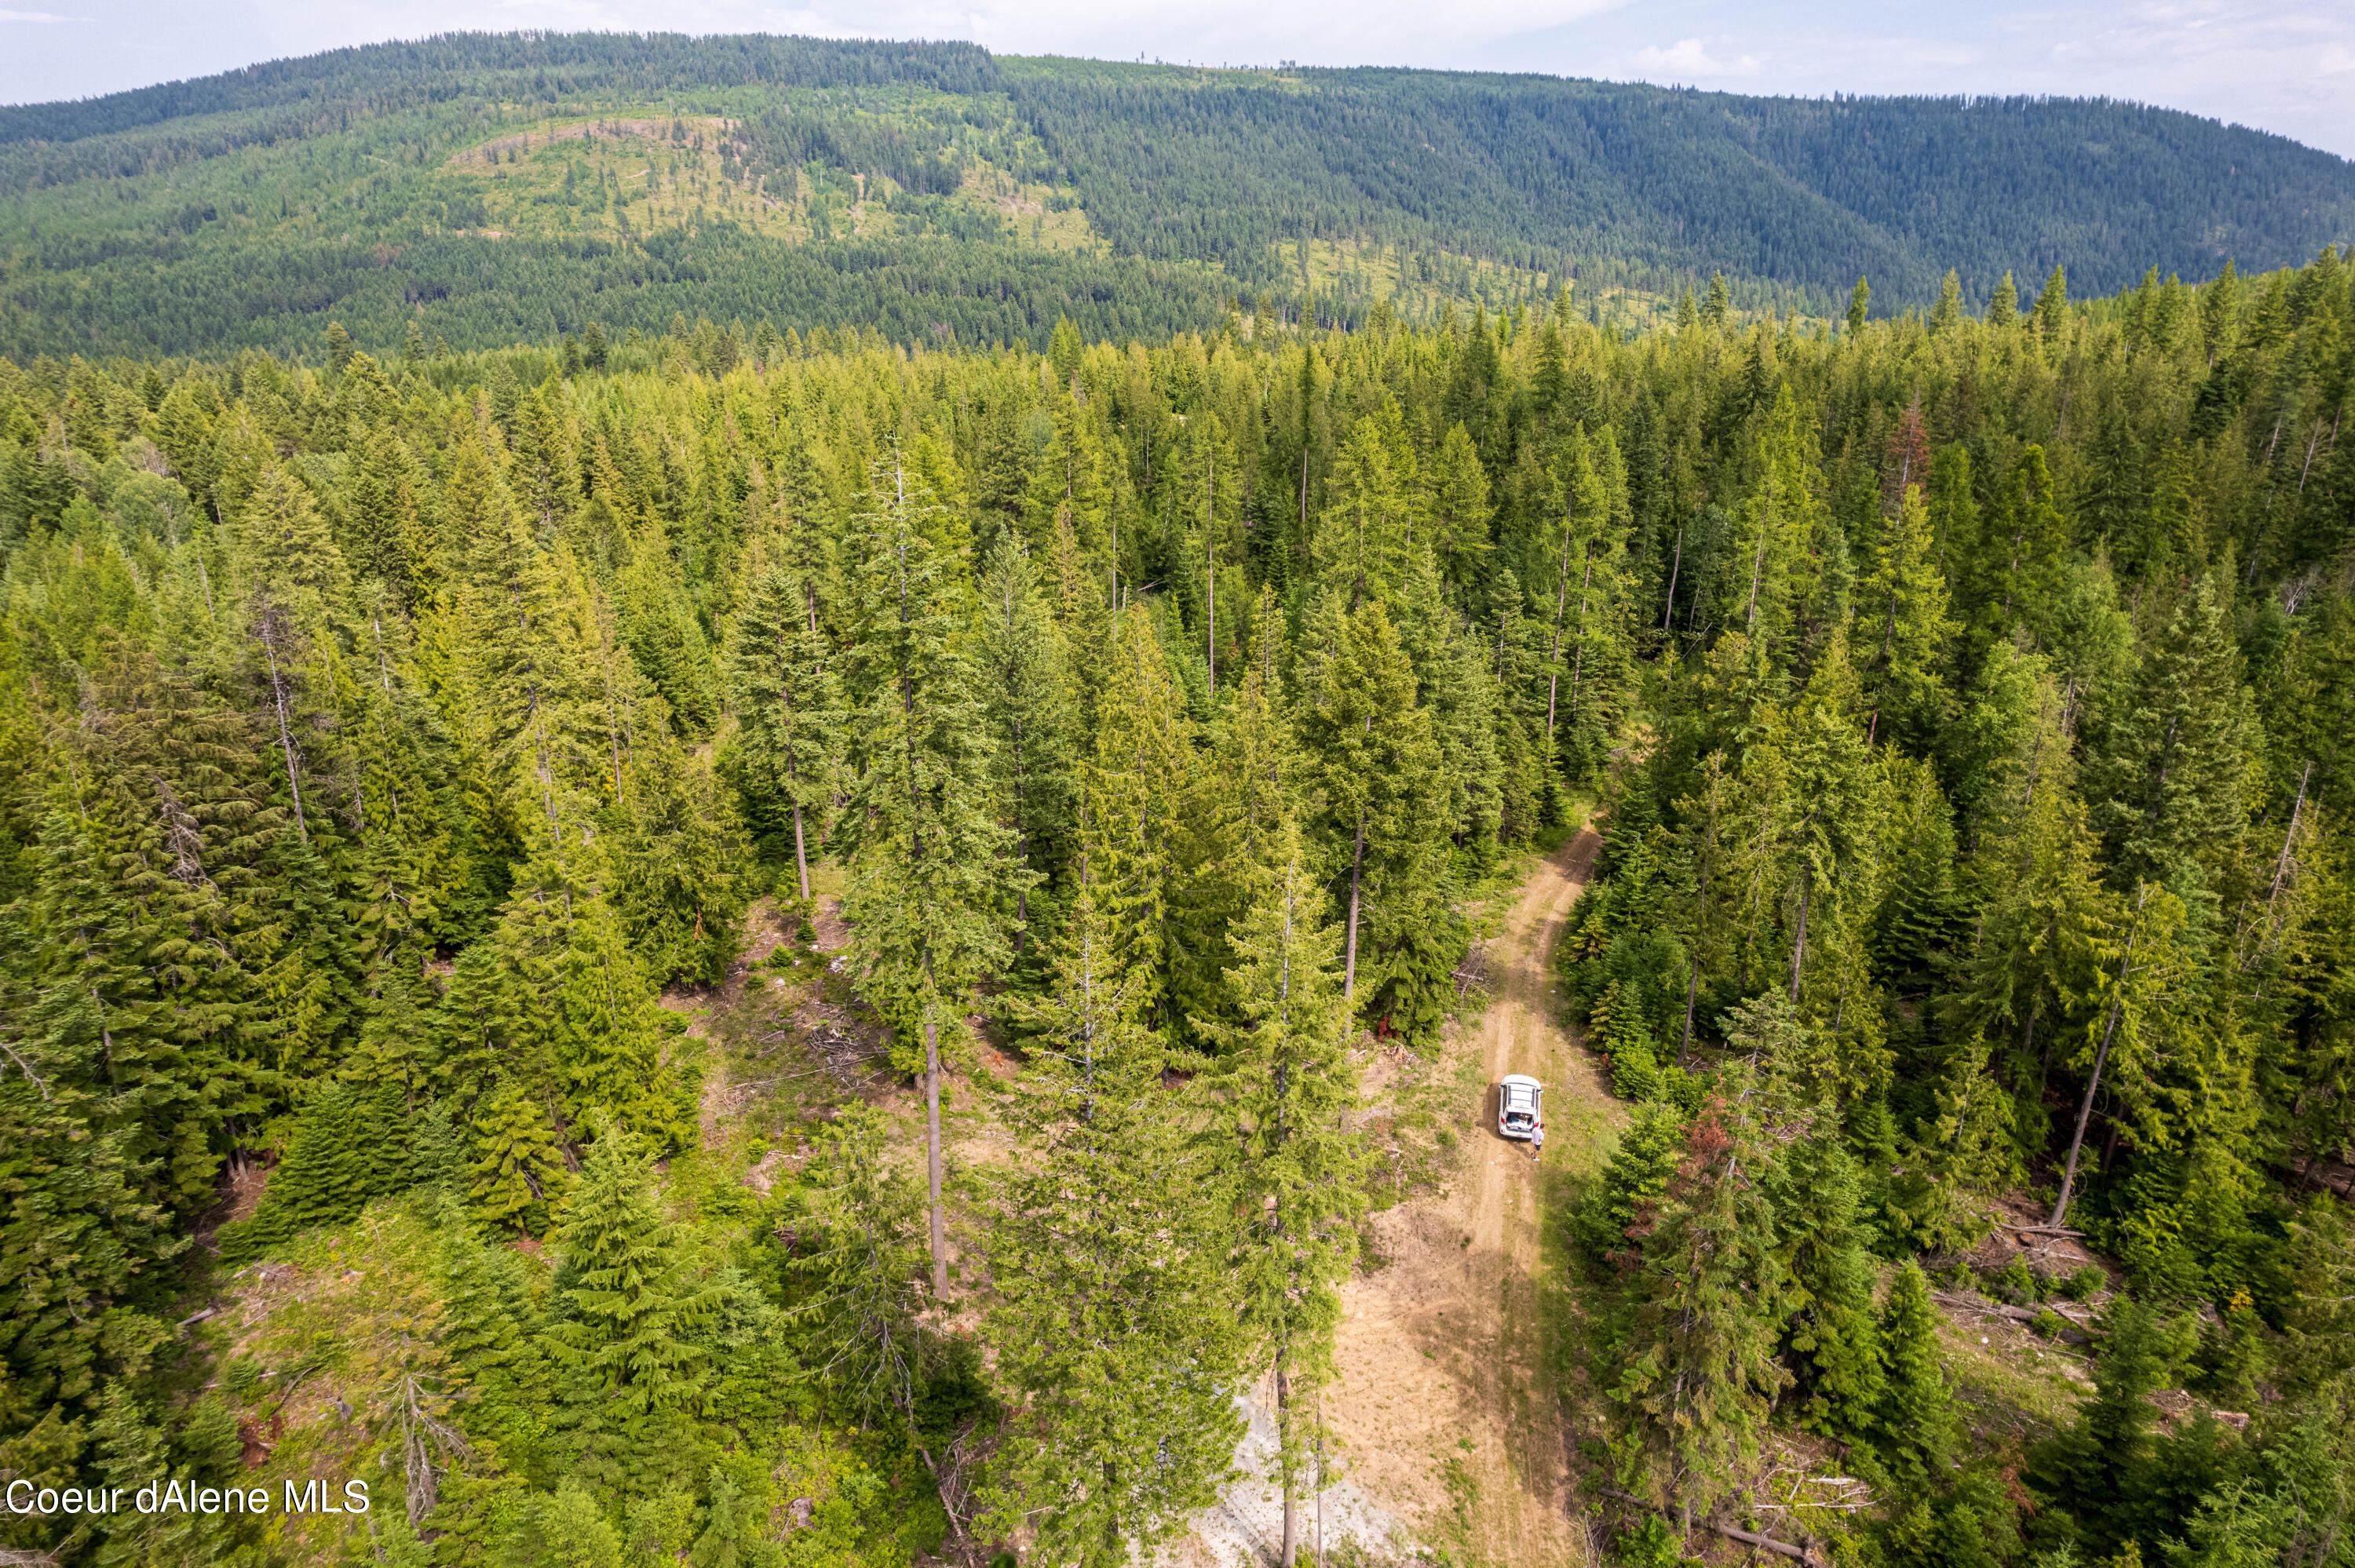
[2,246,2354,1566]
[2,31,2351,360]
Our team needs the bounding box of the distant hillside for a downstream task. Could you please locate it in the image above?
[1,32,2349,359]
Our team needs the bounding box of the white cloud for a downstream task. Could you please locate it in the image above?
[1630,35,1760,78]
[0,8,77,18]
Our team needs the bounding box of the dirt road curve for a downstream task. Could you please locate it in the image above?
[1320,827,1609,1565]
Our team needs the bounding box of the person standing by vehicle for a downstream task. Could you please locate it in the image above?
[1530,1123,1544,1162]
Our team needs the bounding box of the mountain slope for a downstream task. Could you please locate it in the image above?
[2,32,2349,359]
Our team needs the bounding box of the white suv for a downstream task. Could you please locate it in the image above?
[1497,1075,1543,1141]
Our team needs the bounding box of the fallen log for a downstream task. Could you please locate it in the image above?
[1599,1490,1820,1564]
[1932,1293,2095,1345]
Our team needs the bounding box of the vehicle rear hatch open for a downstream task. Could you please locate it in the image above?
[1502,1081,1537,1129]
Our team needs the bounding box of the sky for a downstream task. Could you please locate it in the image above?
[1,0,2350,160]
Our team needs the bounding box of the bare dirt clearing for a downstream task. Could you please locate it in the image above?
[1199,829,1612,1566]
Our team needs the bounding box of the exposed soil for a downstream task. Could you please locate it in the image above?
[454,115,730,166]
[1308,827,1611,1565]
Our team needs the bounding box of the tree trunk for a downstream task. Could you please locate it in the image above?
[1745,511,1770,629]
[1787,870,1810,1001]
[1546,507,1574,736]
[1343,807,1367,1002]
[1278,1360,1298,1567]
[2052,885,2150,1228]
[258,611,309,843]
[2269,760,2312,910]
[1661,523,1683,633]
[791,799,811,903]
[926,1005,948,1297]
[1678,795,1718,1062]
[1314,1401,1326,1568]
[1565,543,1597,717]
[1679,959,1702,1068]
[1299,447,1309,565]
[1012,735,1030,954]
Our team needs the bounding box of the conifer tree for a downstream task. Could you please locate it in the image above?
[1202,816,1364,1563]
[1724,390,1834,668]
[0,902,176,1429]
[2051,881,2191,1230]
[1027,392,1118,569]
[87,1384,232,1566]
[1886,1032,2021,1253]
[1951,663,2108,1067]
[1423,421,1494,596]
[2028,1298,2195,1555]
[222,465,351,844]
[1311,411,1415,609]
[435,1208,552,1468]
[984,880,1243,1566]
[1925,442,1977,584]
[794,1103,930,1439]
[31,680,274,1213]
[520,1476,625,1568]
[1578,1102,1688,1264]
[2034,265,2070,342]
[449,423,597,833]
[688,1468,772,1568]
[347,424,430,605]
[347,595,466,957]
[1926,270,1962,333]
[612,701,747,986]
[1082,607,1192,1036]
[1543,433,1634,781]
[1169,408,1243,687]
[1858,483,1955,746]
[545,1132,717,1496]
[1397,549,1506,861]
[619,523,721,738]
[1977,446,2071,647]
[1873,1260,1956,1486]
[973,532,1079,944]
[227,1084,398,1258]
[1301,599,1451,1034]
[1609,1069,1790,1516]
[1170,596,1304,1035]
[1769,1123,1885,1441]
[838,449,1015,1296]
[1988,270,2020,327]
[468,1081,570,1234]
[2083,574,2250,896]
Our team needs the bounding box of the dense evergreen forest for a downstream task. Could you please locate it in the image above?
[2,243,2355,1568]
[5,32,2354,360]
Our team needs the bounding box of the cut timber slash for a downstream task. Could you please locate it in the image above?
[1930,1291,2095,1344]
[1601,1490,1827,1566]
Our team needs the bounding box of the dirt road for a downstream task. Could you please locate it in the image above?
[1320,827,1611,1565]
